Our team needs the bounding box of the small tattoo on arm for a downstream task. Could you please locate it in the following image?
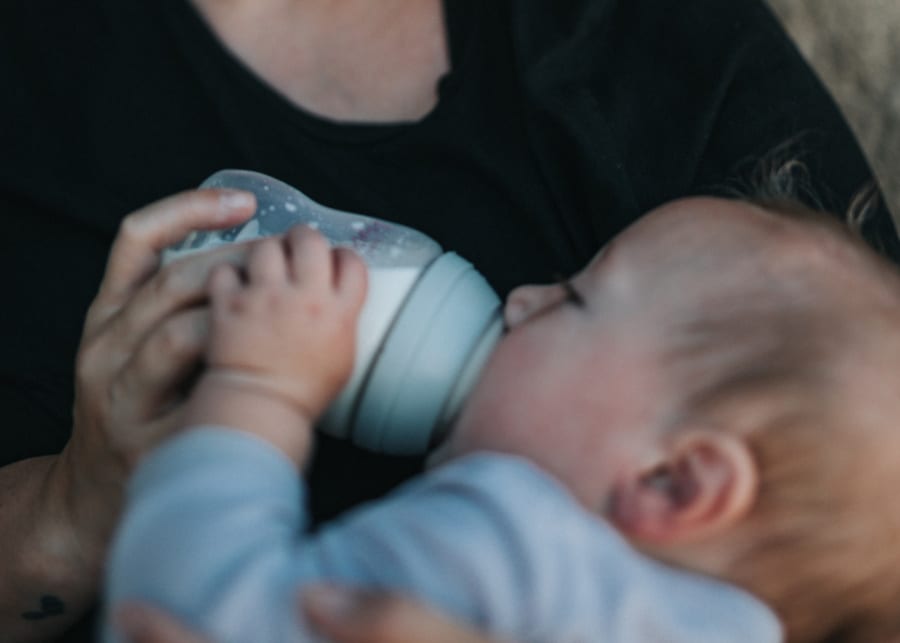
[21,595,65,620]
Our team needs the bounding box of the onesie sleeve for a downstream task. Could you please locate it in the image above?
[302,454,784,643]
[103,427,312,642]
[103,429,783,643]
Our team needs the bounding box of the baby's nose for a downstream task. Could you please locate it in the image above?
[503,283,563,329]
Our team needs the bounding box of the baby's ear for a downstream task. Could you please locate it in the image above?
[608,430,758,545]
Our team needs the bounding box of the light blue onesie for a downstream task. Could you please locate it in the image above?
[103,427,783,642]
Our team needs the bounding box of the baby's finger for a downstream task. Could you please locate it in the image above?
[246,237,288,284]
[287,225,332,287]
[333,248,368,312]
[208,264,243,303]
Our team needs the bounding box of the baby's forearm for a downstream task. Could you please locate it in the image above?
[184,372,314,467]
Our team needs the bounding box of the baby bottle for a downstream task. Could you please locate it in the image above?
[164,170,502,455]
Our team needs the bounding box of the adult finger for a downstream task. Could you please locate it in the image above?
[95,241,252,345]
[117,307,210,421]
[302,586,499,643]
[115,603,211,643]
[97,189,255,303]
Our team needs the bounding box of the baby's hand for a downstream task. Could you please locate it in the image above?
[203,225,367,422]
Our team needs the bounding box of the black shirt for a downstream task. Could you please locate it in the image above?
[0,0,896,639]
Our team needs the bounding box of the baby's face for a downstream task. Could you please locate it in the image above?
[430,197,792,508]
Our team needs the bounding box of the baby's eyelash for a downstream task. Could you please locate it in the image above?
[553,273,586,308]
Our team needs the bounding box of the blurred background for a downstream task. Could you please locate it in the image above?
[766,0,900,221]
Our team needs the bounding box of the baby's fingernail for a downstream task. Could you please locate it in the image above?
[304,586,361,619]
[218,190,255,212]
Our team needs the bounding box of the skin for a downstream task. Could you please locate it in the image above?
[427,242,664,510]
[299,588,499,643]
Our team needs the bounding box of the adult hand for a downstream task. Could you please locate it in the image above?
[57,189,256,550]
[115,587,502,643]
[115,603,210,643]
[302,586,503,643]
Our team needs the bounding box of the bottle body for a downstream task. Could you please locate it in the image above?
[165,170,501,454]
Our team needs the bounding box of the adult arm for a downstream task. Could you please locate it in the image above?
[0,190,255,641]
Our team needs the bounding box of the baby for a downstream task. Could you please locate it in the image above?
[104,192,900,643]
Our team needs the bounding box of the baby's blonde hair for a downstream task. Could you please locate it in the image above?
[662,167,900,642]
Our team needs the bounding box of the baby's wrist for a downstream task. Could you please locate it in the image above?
[202,369,315,417]
[185,370,315,467]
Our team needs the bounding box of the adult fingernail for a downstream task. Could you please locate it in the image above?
[218,190,255,212]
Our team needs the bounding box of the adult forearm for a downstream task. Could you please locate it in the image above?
[0,453,109,642]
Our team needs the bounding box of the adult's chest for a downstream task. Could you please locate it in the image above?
[187,0,451,125]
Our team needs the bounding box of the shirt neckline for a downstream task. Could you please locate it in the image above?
[168,0,480,146]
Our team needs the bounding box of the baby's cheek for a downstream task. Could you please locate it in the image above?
[435,339,553,456]
[455,394,552,462]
